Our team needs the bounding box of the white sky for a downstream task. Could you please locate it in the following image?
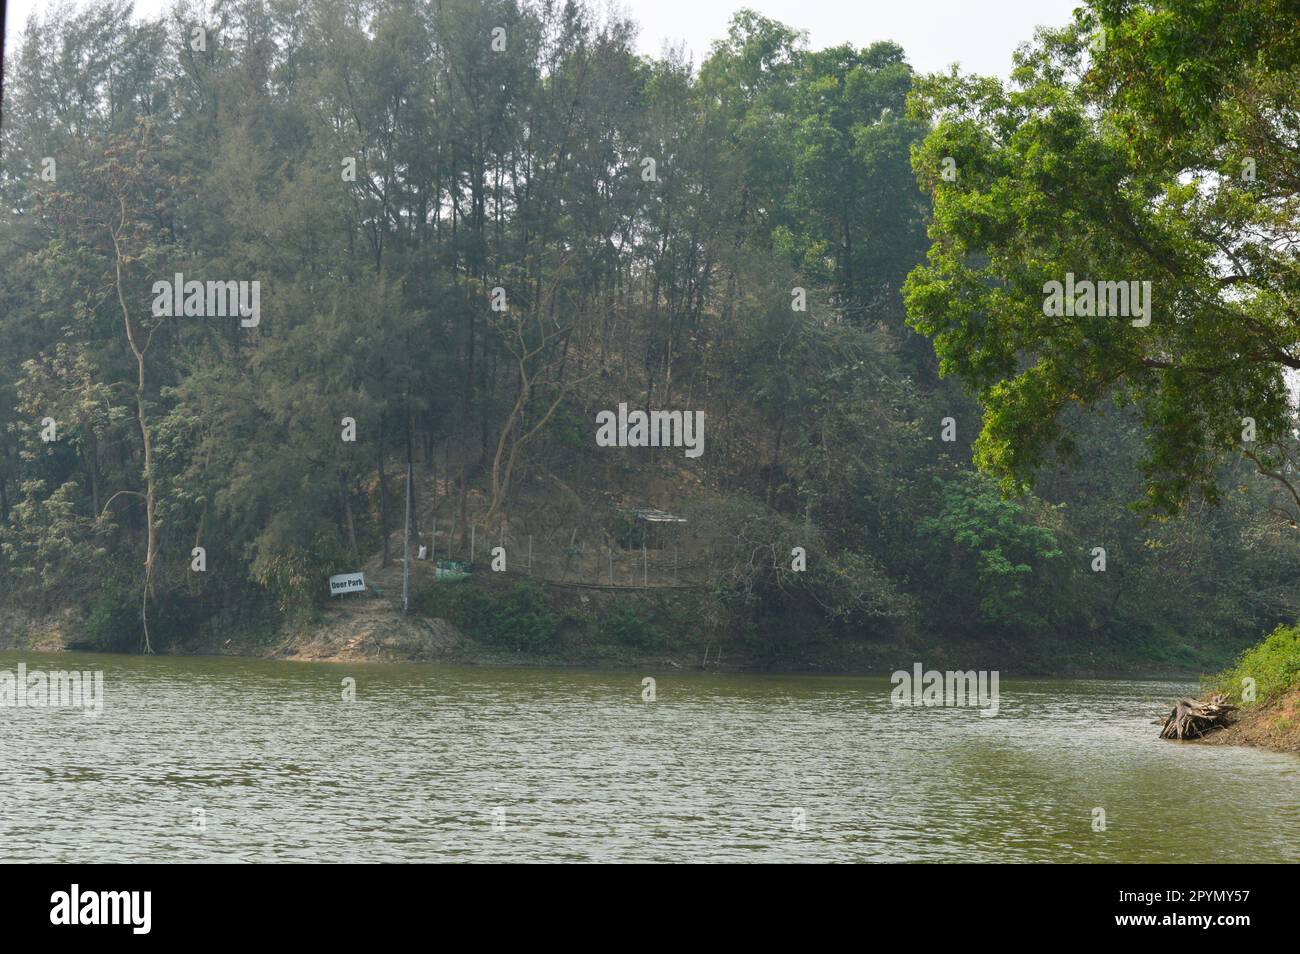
[4,0,1085,76]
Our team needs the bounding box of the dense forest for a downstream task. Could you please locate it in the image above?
[0,0,1296,672]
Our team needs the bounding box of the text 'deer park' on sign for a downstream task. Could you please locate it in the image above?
[329,572,366,597]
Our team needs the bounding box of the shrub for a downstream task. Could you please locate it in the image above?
[82,591,141,652]
[1213,623,1300,706]
[251,535,348,621]
[601,606,665,649]
[80,589,198,652]
[414,580,557,652]
[491,581,559,651]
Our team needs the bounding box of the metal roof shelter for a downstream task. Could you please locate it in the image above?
[611,506,687,549]
[617,506,687,524]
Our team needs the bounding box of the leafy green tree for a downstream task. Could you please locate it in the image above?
[25,119,183,651]
[2,0,1295,668]
[905,0,1300,523]
[785,41,928,319]
[917,474,1063,635]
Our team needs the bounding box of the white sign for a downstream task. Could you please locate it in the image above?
[329,572,366,596]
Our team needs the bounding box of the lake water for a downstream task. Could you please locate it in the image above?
[1,650,1297,862]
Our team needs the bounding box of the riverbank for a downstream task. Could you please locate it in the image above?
[13,590,1300,758]
[0,588,1250,681]
[1192,623,1300,754]
[1202,687,1300,753]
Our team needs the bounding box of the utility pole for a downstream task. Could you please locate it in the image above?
[401,370,414,616]
[402,458,412,616]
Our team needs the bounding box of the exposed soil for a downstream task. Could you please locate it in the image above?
[1201,689,1300,754]
[0,605,80,652]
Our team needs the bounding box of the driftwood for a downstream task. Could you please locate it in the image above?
[1159,694,1236,740]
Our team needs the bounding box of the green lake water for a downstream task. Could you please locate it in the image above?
[1,650,1296,862]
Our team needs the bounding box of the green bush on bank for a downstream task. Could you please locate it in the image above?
[83,591,143,651]
[413,580,558,652]
[1213,624,1300,706]
[81,589,204,652]
[600,606,665,649]
[251,535,351,622]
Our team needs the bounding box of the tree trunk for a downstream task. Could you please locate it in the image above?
[1160,694,1236,740]
[340,468,360,568]
[378,420,390,568]
[111,208,157,654]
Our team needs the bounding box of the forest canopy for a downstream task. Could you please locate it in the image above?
[0,0,1296,667]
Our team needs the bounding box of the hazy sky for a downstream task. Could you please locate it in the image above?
[4,0,1085,76]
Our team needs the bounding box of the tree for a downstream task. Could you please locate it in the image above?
[904,0,1300,524]
[3,0,1296,665]
[917,473,1063,635]
[30,119,181,651]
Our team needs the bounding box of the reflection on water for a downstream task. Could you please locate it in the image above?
[1,651,1296,862]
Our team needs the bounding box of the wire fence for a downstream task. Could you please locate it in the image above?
[412,519,710,589]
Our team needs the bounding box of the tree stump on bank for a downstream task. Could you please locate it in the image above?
[1159,694,1236,740]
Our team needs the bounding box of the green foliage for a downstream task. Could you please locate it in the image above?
[80,588,197,653]
[0,480,108,596]
[250,534,349,621]
[547,405,589,454]
[415,581,558,652]
[805,549,916,630]
[600,606,665,650]
[918,475,1062,633]
[0,0,1295,672]
[83,591,142,652]
[1214,624,1300,707]
[904,1,1300,521]
[411,581,476,622]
